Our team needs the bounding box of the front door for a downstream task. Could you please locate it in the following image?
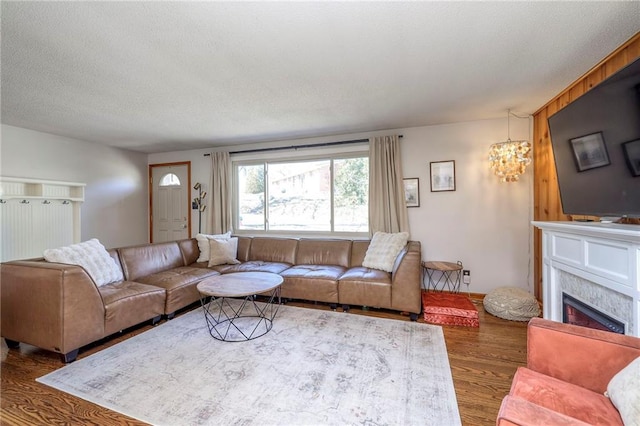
[150,162,191,243]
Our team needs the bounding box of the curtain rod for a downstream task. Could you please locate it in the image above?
[203,135,403,156]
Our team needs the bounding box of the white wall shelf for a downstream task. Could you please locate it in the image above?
[0,176,85,202]
[0,177,85,261]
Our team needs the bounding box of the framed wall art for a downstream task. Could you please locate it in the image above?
[430,160,455,192]
[569,132,610,172]
[403,178,420,207]
[622,138,640,177]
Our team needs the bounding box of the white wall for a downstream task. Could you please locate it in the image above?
[149,117,533,295]
[0,125,149,248]
[402,118,533,295]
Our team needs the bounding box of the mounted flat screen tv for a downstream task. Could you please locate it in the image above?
[547,57,640,218]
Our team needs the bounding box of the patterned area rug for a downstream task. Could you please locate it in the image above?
[38,303,461,426]
[423,292,480,327]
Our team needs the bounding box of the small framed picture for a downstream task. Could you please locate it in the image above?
[622,138,640,177]
[430,160,456,192]
[403,178,420,207]
[569,132,610,172]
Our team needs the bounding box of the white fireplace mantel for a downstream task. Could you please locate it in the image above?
[532,221,640,337]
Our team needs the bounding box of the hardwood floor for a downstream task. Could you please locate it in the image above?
[1,296,528,426]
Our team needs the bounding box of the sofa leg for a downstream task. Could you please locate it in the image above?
[164,313,175,321]
[409,313,419,322]
[152,315,163,325]
[329,303,337,311]
[61,349,79,363]
[342,304,350,312]
[4,338,20,349]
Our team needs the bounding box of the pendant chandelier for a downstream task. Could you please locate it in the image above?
[489,110,532,182]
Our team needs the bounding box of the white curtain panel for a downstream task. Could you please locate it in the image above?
[368,135,410,236]
[209,151,232,234]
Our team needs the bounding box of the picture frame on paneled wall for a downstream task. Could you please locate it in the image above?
[403,178,420,207]
[430,160,455,192]
[622,138,640,177]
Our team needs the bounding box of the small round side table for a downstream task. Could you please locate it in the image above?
[422,261,463,292]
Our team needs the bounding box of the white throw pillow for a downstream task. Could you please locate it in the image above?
[606,356,640,425]
[362,231,409,272]
[208,237,241,267]
[196,231,231,262]
[43,238,124,287]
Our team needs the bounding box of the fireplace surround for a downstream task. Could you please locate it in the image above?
[533,221,640,337]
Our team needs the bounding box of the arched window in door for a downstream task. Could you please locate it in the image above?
[159,173,181,186]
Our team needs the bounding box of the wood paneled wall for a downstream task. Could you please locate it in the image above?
[532,32,640,299]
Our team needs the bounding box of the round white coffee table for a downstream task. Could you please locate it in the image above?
[197,272,283,342]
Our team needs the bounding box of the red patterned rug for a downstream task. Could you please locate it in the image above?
[422,292,479,327]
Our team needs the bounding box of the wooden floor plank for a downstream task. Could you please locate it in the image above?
[1,297,528,426]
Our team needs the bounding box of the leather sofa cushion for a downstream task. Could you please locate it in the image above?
[280,264,346,280]
[236,237,252,262]
[508,367,623,426]
[296,239,351,267]
[119,242,184,281]
[248,237,297,264]
[339,266,391,283]
[339,267,391,308]
[99,281,165,336]
[136,266,218,290]
[280,265,345,304]
[135,267,219,314]
[212,261,291,274]
[281,278,339,303]
[177,238,200,265]
[350,241,370,267]
[280,277,339,303]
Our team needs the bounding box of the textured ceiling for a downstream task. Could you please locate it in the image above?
[1,2,639,153]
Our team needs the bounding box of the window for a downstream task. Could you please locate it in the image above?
[159,173,181,186]
[235,155,368,235]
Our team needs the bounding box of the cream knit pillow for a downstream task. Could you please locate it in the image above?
[196,231,231,262]
[606,356,640,425]
[208,237,241,267]
[362,231,409,272]
[43,239,123,286]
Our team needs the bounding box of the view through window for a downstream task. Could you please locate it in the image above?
[235,156,368,234]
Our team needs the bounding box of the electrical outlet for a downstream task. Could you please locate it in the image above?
[462,270,471,285]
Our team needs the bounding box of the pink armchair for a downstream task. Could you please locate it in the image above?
[497,317,640,425]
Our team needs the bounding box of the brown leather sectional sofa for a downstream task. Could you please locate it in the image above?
[1,236,421,363]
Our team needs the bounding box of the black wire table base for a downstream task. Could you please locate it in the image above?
[200,287,281,342]
[422,261,463,293]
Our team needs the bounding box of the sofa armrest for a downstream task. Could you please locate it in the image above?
[390,240,422,314]
[1,261,106,356]
[527,317,640,393]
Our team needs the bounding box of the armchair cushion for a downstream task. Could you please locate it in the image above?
[498,395,591,426]
[509,367,623,426]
